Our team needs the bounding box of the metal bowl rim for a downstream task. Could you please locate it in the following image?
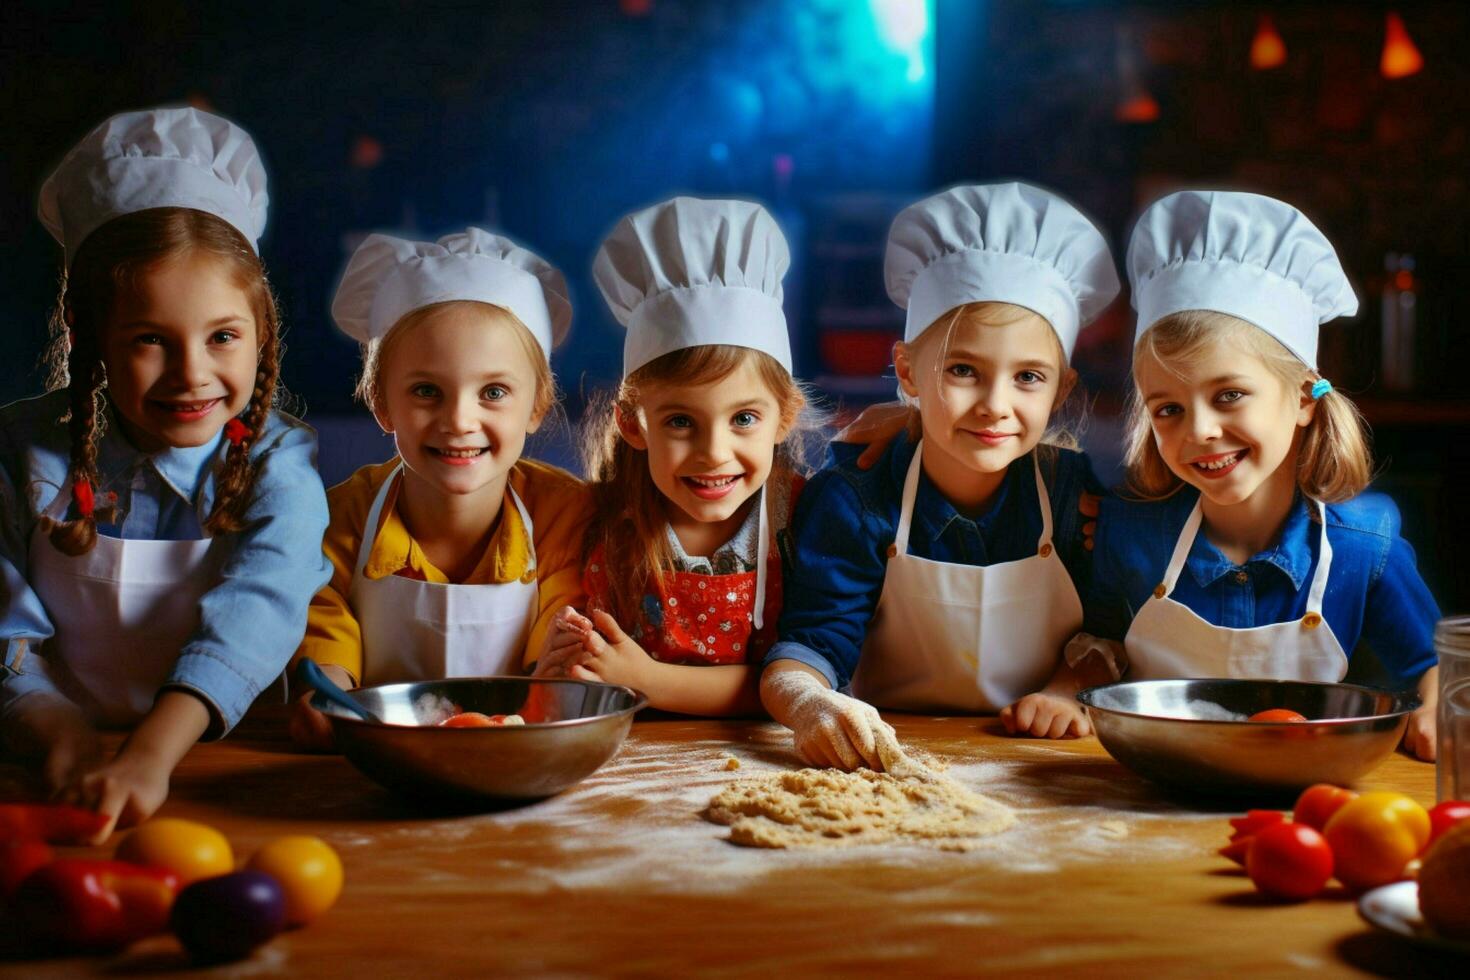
[315,676,649,730]
[1075,678,1420,725]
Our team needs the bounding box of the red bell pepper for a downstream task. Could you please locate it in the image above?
[0,803,110,844]
[13,858,181,951]
[0,839,53,899]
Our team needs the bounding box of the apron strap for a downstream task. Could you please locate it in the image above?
[353,463,539,579]
[1303,498,1332,615]
[1157,497,1205,598]
[41,483,74,523]
[353,463,403,578]
[751,485,769,631]
[1030,453,1055,553]
[892,440,924,556]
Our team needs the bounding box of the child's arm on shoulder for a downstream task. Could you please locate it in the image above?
[558,608,762,716]
[173,422,332,739]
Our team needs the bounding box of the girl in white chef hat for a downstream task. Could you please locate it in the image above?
[534,197,817,716]
[288,228,589,749]
[1085,190,1440,759]
[0,107,332,839]
[763,182,1122,771]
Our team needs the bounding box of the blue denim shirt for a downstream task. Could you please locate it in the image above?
[1087,488,1439,684]
[766,436,1102,689]
[0,390,332,735]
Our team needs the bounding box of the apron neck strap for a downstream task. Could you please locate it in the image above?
[1030,453,1055,551]
[893,440,924,555]
[751,485,770,631]
[354,463,539,580]
[42,483,74,522]
[1303,499,1333,613]
[1158,496,1205,597]
[354,463,403,577]
[895,442,1054,556]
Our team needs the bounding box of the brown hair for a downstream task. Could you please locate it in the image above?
[353,301,558,428]
[41,207,282,554]
[1124,311,1372,502]
[901,301,1084,451]
[581,345,820,629]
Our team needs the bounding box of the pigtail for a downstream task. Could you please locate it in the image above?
[1297,386,1372,503]
[203,292,282,535]
[40,309,117,555]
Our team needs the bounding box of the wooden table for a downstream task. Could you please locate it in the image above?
[2,712,1459,978]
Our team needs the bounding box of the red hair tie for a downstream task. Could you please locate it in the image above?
[223,418,249,447]
[73,480,96,518]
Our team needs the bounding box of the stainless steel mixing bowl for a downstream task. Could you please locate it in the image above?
[1076,679,1418,797]
[313,677,646,801]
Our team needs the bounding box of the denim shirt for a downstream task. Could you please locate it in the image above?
[1087,488,1440,684]
[766,436,1102,690]
[0,390,332,735]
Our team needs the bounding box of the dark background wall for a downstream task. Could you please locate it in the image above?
[3,0,1466,613]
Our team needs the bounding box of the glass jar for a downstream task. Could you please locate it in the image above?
[1435,615,1470,802]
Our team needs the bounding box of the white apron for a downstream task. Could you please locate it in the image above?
[27,487,224,726]
[851,442,1083,712]
[1123,497,1347,681]
[350,464,539,684]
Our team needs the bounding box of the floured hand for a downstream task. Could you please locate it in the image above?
[760,665,895,771]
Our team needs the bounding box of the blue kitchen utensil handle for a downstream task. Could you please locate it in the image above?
[295,657,378,722]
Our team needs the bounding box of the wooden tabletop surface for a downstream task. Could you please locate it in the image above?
[2,710,1461,978]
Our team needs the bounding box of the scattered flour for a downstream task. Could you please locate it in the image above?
[327,724,1217,894]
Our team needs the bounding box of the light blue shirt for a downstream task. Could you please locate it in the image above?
[0,390,332,736]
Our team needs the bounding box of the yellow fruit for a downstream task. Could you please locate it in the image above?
[1419,821,1470,939]
[115,818,233,884]
[246,836,343,926]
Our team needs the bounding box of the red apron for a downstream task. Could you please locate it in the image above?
[584,543,783,665]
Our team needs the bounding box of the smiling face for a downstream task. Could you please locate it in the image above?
[373,303,547,502]
[620,354,790,555]
[1135,331,1314,508]
[102,250,260,452]
[895,304,1074,511]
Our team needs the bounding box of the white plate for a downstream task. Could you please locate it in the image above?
[1356,880,1470,953]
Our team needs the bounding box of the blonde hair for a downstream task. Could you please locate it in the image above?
[581,345,824,629]
[354,300,558,425]
[42,208,284,554]
[902,301,1084,452]
[1124,310,1372,502]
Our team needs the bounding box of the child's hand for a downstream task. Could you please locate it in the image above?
[833,401,914,470]
[1402,703,1436,761]
[1000,693,1092,739]
[60,748,171,844]
[1,695,104,793]
[760,664,895,771]
[288,663,352,753]
[567,610,658,692]
[531,607,596,679]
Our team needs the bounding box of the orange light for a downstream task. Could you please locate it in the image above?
[1250,14,1287,70]
[1115,92,1160,124]
[1380,12,1424,80]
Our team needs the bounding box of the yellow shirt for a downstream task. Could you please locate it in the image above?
[294,457,589,684]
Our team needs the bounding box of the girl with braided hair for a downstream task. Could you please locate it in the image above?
[0,109,331,841]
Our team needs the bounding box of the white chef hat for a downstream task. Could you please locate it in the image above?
[593,196,791,378]
[38,107,269,263]
[331,227,572,356]
[1127,190,1357,370]
[885,182,1121,361]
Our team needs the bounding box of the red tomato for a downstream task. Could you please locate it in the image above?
[1427,801,1470,847]
[1323,791,1431,891]
[1247,709,1309,723]
[439,712,496,728]
[1293,784,1358,831]
[1246,822,1334,900]
[1228,810,1287,841]
[1218,839,1252,866]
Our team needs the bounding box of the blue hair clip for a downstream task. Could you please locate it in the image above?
[1311,378,1332,400]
